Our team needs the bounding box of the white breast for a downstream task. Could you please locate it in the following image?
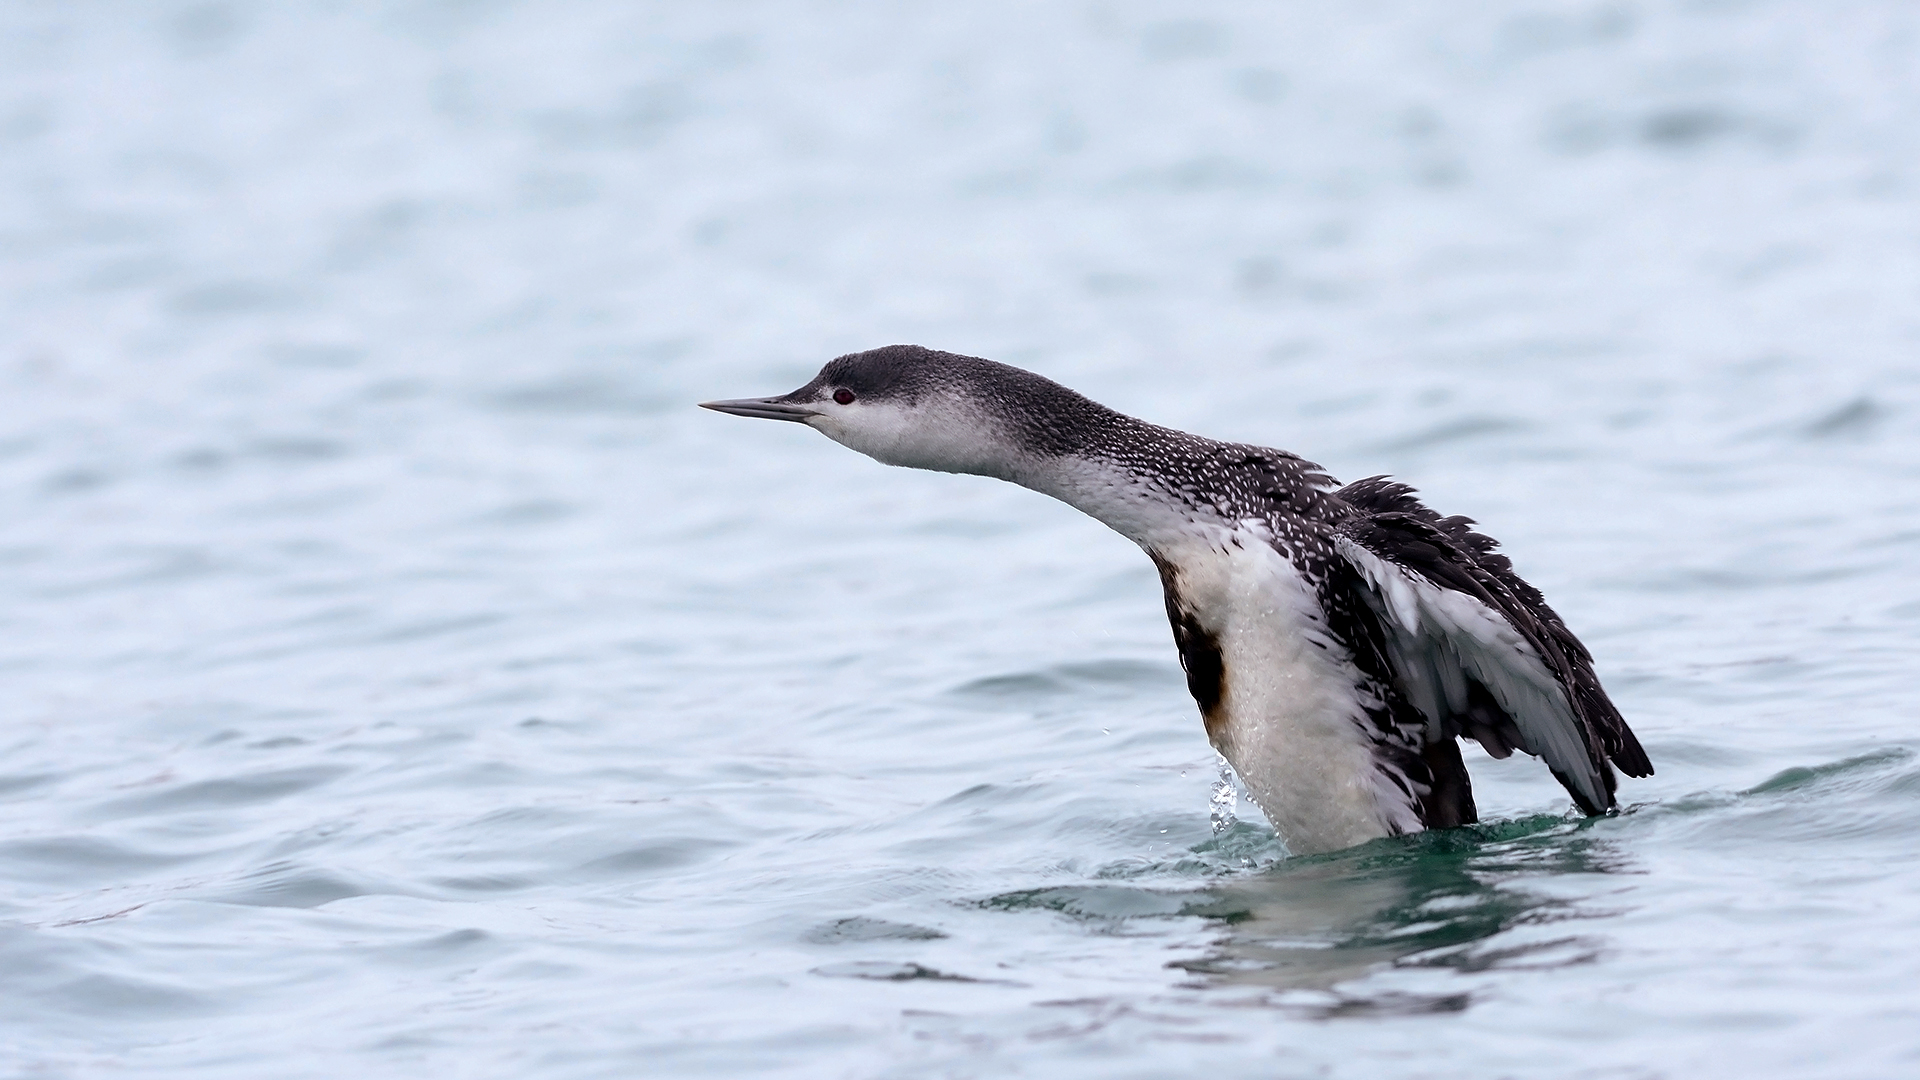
[1156,525,1420,855]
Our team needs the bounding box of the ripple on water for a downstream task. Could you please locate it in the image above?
[208,862,386,909]
[976,812,1616,999]
[566,837,738,881]
[804,917,948,944]
[1367,415,1533,453]
[380,928,506,965]
[1678,748,1920,846]
[1800,397,1890,440]
[0,836,199,887]
[1738,748,1913,797]
[425,873,539,895]
[46,974,214,1021]
[946,659,1179,703]
[5,2,1920,1076]
[811,961,1020,984]
[86,765,352,821]
[0,924,210,1024]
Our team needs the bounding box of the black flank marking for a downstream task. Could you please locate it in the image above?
[1149,553,1226,739]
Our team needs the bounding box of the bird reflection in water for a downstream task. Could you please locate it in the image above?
[985,814,1627,1016]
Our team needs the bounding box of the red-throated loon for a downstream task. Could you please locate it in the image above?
[701,345,1652,855]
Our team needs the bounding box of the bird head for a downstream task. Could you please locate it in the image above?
[700,345,1053,479]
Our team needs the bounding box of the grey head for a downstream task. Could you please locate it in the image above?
[700,345,1122,478]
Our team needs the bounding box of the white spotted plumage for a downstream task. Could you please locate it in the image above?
[702,345,1651,856]
[1335,535,1608,812]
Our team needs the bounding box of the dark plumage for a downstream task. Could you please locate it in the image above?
[1332,476,1653,813]
[704,345,1652,852]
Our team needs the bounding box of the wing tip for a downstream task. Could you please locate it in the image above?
[1608,725,1655,778]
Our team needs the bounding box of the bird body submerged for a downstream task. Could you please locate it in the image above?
[702,345,1651,855]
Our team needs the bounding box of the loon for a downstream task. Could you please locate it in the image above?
[701,345,1652,855]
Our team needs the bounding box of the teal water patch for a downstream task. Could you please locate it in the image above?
[977,811,1613,998]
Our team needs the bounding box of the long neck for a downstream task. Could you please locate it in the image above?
[1000,408,1335,550]
[933,366,1334,547]
[1004,413,1236,548]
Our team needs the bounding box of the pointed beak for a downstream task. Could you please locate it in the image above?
[697,396,819,423]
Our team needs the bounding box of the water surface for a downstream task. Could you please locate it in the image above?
[3,2,1919,1077]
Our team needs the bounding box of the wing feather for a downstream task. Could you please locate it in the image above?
[1331,477,1652,814]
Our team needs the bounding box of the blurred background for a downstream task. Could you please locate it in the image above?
[3,3,1917,1078]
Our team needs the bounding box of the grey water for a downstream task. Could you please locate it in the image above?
[3,2,1918,1077]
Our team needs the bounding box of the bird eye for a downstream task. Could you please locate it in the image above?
[832,388,856,405]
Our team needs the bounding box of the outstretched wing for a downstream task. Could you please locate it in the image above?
[1328,476,1652,814]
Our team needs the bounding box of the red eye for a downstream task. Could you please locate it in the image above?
[832,388,856,405]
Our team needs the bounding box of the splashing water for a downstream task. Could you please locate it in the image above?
[1210,755,1239,834]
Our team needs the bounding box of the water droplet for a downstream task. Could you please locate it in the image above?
[1209,755,1238,834]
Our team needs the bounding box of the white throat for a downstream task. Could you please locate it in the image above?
[1012,454,1213,549]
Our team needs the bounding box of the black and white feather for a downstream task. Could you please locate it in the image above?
[702,345,1653,855]
[1330,477,1652,816]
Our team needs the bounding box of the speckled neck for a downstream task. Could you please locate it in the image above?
[1007,411,1342,551]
